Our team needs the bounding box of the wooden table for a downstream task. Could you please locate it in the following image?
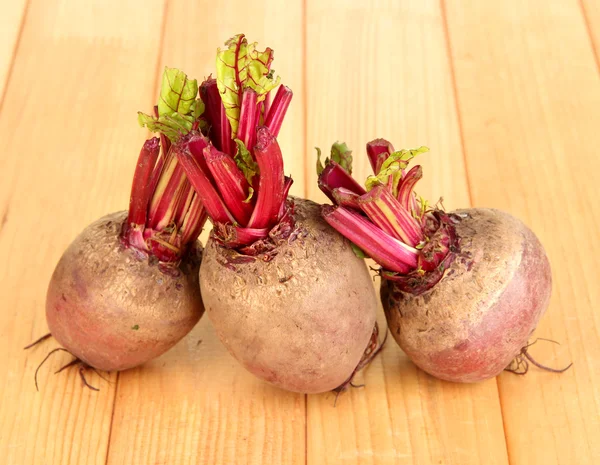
[1,1,598,464]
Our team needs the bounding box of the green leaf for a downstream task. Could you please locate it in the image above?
[243,186,255,203]
[192,99,205,119]
[351,243,369,259]
[216,34,281,137]
[131,324,139,330]
[365,146,429,196]
[330,142,353,174]
[417,195,429,218]
[157,67,199,117]
[234,139,259,188]
[316,143,353,176]
[315,147,325,176]
[139,67,201,142]
[138,112,193,143]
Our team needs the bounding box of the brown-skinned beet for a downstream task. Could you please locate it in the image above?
[381,208,551,383]
[200,198,378,393]
[46,211,204,371]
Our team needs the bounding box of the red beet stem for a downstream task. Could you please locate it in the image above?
[204,145,253,225]
[127,138,160,227]
[200,78,233,155]
[247,127,285,229]
[220,102,234,156]
[331,187,361,210]
[176,144,234,225]
[264,85,293,137]
[397,165,423,213]
[358,185,423,247]
[148,157,188,230]
[366,138,395,174]
[180,193,207,244]
[318,161,366,202]
[173,181,193,226]
[322,205,418,273]
[237,88,258,150]
[216,225,271,248]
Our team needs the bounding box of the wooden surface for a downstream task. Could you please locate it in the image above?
[0,0,598,463]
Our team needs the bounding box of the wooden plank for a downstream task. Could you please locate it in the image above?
[0,1,165,464]
[305,1,509,464]
[581,0,600,68]
[106,1,307,464]
[444,0,600,464]
[0,0,28,102]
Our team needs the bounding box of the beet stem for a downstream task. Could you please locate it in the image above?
[177,145,235,224]
[397,165,423,213]
[318,161,366,202]
[322,205,418,273]
[204,145,254,225]
[366,139,395,174]
[237,88,258,150]
[358,185,424,247]
[127,138,160,228]
[247,127,286,229]
[264,85,293,137]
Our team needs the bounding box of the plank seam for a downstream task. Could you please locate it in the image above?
[302,0,309,459]
[578,0,600,74]
[0,0,32,113]
[103,372,120,464]
[302,0,309,200]
[439,0,474,208]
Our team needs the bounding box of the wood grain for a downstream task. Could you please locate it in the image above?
[304,1,508,464]
[0,0,28,102]
[581,0,600,67]
[105,1,307,464]
[444,0,600,463]
[0,0,164,464]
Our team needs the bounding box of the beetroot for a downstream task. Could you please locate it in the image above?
[319,139,568,383]
[176,34,380,393]
[32,68,209,384]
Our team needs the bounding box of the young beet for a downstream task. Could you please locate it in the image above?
[177,34,380,393]
[32,68,208,384]
[318,139,569,383]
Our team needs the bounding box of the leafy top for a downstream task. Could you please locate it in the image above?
[216,34,280,137]
[365,146,429,196]
[138,67,203,142]
[316,141,353,175]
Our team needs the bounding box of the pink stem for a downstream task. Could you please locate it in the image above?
[180,193,207,244]
[237,88,258,150]
[331,187,361,210]
[264,85,293,137]
[318,161,366,202]
[176,144,234,225]
[322,205,418,273]
[147,155,187,230]
[247,127,285,229]
[127,138,160,227]
[204,145,254,226]
[358,185,423,247]
[398,165,423,211]
[366,138,395,174]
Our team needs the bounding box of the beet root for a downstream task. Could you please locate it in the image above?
[200,198,378,393]
[46,211,204,372]
[381,208,552,383]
